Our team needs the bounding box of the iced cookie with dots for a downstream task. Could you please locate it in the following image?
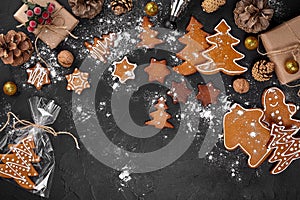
[268,125,300,174]
[262,87,300,129]
[0,136,40,190]
[223,104,272,168]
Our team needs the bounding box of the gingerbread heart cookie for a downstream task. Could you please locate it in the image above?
[223,104,272,168]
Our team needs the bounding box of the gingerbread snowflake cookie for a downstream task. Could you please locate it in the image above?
[27,62,51,90]
[65,68,91,95]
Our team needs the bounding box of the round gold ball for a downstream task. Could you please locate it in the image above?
[244,36,259,50]
[285,60,299,74]
[3,81,17,96]
[145,1,159,16]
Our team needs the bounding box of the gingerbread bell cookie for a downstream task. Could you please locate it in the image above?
[196,19,247,75]
[223,104,272,168]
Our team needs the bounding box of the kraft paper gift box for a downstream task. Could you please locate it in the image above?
[260,15,300,84]
[14,0,79,49]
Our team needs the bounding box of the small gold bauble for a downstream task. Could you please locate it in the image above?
[285,60,299,74]
[3,81,17,96]
[244,36,259,50]
[145,1,159,16]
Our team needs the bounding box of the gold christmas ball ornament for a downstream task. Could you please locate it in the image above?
[244,36,259,50]
[3,81,17,96]
[145,1,159,16]
[285,60,299,74]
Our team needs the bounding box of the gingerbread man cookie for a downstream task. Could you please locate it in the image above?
[223,104,272,168]
[262,87,300,129]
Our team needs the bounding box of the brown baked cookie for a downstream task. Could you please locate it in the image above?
[223,103,272,168]
[26,62,51,90]
[262,87,300,129]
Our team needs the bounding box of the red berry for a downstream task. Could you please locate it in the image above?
[26,10,34,17]
[47,5,55,13]
[45,18,52,25]
[38,17,44,24]
[42,11,50,19]
[27,26,35,33]
[49,3,55,9]
[29,20,37,28]
[34,7,42,15]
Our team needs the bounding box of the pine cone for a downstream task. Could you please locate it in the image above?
[69,0,104,19]
[252,60,275,82]
[0,30,33,67]
[111,0,133,15]
[202,0,226,13]
[234,0,274,33]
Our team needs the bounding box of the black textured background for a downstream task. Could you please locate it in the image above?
[0,0,300,199]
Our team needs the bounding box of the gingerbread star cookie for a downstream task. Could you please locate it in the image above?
[223,104,272,168]
[262,87,300,129]
[144,58,170,84]
[65,68,91,95]
[26,62,51,90]
[196,19,247,75]
[112,56,137,84]
[84,33,116,63]
[196,82,220,107]
[167,81,192,104]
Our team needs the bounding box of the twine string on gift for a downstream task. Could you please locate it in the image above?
[0,112,80,149]
[257,22,300,97]
[17,3,78,68]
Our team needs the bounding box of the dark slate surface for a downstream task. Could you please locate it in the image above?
[0,0,300,199]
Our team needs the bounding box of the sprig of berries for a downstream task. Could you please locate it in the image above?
[23,0,55,33]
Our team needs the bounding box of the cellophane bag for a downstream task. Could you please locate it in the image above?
[0,96,60,197]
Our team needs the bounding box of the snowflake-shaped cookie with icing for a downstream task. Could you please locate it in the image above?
[112,56,137,84]
[65,68,90,95]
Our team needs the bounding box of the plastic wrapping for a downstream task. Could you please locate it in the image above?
[0,97,60,198]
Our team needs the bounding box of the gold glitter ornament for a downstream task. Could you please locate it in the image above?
[3,81,17,96]
[285,60,299,74]
[244,36,258,50]
[145,1,159,16]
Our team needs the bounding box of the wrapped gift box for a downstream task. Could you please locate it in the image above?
[14,0,79,49]
[260,16,300,84]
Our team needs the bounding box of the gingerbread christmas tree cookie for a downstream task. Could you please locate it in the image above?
[112,56,137,84]
[137,16,164,49]
[26,62,51,90]
[268,125,300,174]
[196,19,247,75]
[144,58,170,84]
[173,16,210,76]
[84,33,116,63]
[145,97,174,129]
[65,68,91,95]
[0,136,40,190]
